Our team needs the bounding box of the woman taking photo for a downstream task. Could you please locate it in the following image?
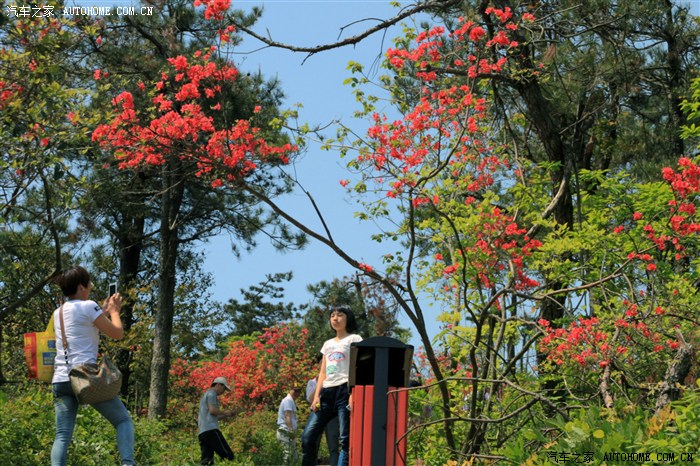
[51,266,135,466]
[301,305,362,466]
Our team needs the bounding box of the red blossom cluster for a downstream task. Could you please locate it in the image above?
[539,303,682,370]
[0,80,22,109]
[92,50,295,186]
[539,158,698,372]
[538,314,679,370]
[413,345,474,385]
[367,8,527,195]
[171,324,314,413]
[193,0,231,20]
[622,158,699,271]
[385,7,521,82]
[363,85,486,175]
[350,8,545,294]
[539,317,615,368]
[662,157,699,238]
[434,206,542,290]
[358,262,374,273]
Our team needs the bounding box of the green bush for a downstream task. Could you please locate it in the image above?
[497,382,700,465]
[0,383,302,465]
[0,385,56,465]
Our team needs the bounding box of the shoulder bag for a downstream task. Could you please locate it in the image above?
[58,303,122,405]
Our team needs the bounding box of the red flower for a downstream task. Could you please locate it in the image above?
[469,26,486,42]
[358,262,374,273]
[443,264,459,275]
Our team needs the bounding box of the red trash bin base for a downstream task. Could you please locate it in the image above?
[349,385,408,466]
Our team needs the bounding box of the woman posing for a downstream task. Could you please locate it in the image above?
[301,306,362,466]
[51,266,135,466]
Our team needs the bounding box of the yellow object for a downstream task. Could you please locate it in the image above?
[23,314,56,382]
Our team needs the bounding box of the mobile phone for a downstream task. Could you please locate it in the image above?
[108,283,117,297]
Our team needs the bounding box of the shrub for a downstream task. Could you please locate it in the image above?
[497,382,700,464]
[0,383,301,465]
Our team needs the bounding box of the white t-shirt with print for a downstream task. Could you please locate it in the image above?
[52,299,104,383]
[321,333,363,388]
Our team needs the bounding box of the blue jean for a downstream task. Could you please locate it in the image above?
[315,416,340,466]
[301,384,350,466]
[51,381,135,466]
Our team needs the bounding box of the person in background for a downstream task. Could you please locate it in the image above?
[305,354,340,466]
[51,265,134,466]
[301,306,362,466]
[198,376,235,465]
[277,386,301,465]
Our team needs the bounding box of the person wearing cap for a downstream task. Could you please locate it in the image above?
[301,306,362,466]
[276,386,301,465]
[198,376,235,465]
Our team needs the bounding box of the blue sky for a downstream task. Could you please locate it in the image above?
[200,1,440,348]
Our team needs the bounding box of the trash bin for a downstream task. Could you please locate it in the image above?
[348,336,413,466]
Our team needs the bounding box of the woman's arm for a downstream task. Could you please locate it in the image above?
[93,294,124,340]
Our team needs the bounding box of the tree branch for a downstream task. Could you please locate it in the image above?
[233,0,460,62]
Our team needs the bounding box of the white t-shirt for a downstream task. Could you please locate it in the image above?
[321,334,363,388]
[277,394,297,432]
[305,378,316,404]
[52,300,104,383]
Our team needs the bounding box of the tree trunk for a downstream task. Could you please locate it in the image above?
[515,76,573,403]
[148,161,185,418]
[654,336,694,415]
[116,213,145,397]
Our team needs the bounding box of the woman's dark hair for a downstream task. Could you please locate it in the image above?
[55,266,90,297]
[329,305,357,333]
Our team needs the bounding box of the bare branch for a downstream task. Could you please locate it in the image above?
[233,0,460,62]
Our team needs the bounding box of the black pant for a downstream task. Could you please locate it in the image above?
[199,429,234,465]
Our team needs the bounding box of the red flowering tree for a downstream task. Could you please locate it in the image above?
[92,50,294,180]
[537,157,699,411]
[321,7,553,455]
[170,323,315,415]
[92,33,298,417]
